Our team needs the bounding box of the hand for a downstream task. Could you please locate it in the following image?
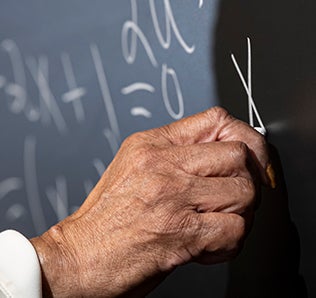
[31,107,270,297]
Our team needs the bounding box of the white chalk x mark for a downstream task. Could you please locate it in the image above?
[231,37,266,135]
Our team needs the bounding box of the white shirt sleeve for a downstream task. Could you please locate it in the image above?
[0,230,42,298]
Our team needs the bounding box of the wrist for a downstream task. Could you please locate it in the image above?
[30,214,173,297]
[30,224,81,297]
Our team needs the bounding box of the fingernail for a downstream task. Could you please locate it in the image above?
[266,163,276,189]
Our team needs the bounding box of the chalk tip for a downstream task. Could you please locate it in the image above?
[254,127,266,136]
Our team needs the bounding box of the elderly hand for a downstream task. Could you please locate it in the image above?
[31,107,270,297]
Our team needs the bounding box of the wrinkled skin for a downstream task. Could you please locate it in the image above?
[31,107,270,297]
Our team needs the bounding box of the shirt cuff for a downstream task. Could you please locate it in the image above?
[0,230,42,298]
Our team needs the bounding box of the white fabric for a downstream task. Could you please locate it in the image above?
[0,230,42,298]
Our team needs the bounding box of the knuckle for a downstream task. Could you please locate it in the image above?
[233,214,247,239]
[206,106,236,126]
[123,131,144,147]
[237,178,256,207]
[208,106,229,119]
[133,145,155,171]
[149,174,169,198]
[229,178,257,214]
[230,141,249,164]
[227,214,246,239]
[244,178,256,202]
[123,133,158,171]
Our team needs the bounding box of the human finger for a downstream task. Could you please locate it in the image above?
[170,141,257,180]
[189,176,256,215]
[153,107,272,186]
[188,213,246,264]
[216,116,272,186]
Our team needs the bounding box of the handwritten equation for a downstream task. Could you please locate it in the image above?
[0,1,208,235]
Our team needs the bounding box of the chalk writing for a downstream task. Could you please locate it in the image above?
[0,76,6,88]
[121,82,155,95]
[24,136,47,234]
[121,0,190,119]
[46,176,69,222]
[61,53,86,123]
[131,107,152,118]
[84,180,94,197]
[0,1,205,234]
[1,39,27,115]
[5,204,25,222]
[0,178,23,201]
[1,134,111,233]
[92,158,106,178]
[149,0,195,53]
[91,43,121,152]
[122,0,158,67]
[27,57,68,133]
[161,64,184,120]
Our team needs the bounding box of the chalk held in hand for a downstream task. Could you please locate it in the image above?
[231,38,276,189]
[254,126,267,136]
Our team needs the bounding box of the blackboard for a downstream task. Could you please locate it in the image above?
[0,1,315,297]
